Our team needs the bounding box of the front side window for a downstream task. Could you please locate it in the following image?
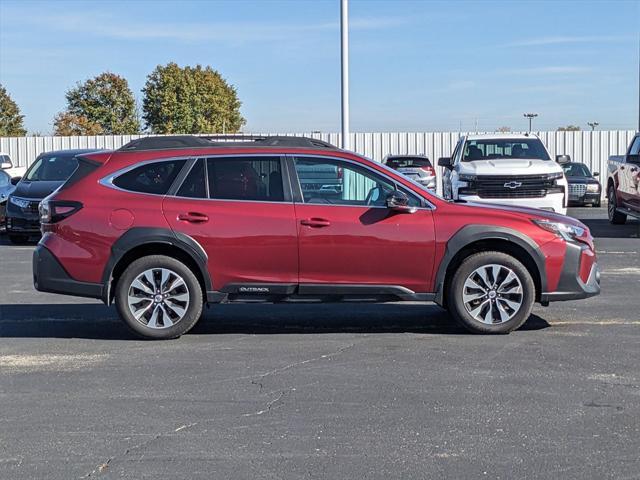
[113,159,186,195]
[25,154,79,181]
[462,139,551,162]
[629,136,640,156]
[294,157,419,207]
[207,157,284,202]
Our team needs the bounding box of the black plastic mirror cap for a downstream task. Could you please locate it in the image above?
[437,157,452,167]
[10,177,21,185]
[386,191,417,213]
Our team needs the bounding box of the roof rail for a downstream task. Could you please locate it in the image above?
[118,135,338,152]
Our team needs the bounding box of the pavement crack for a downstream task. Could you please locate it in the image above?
[243,389,289,417]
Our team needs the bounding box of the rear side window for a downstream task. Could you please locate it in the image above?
[207,157,284,202]
[177,160,207,199]
[113,160,186,195]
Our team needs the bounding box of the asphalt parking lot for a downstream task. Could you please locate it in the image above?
[0,207,638,479]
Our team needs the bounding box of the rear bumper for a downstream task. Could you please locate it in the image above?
[33,245,103,300]
[540,242,600,303]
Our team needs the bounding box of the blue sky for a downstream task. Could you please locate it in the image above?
[1,0,638,134]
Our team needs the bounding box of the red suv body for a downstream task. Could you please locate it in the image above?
[33,136,600,339]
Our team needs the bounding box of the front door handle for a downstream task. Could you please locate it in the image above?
[300,217,331,228]
[177,212,209,223]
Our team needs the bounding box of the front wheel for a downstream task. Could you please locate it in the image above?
[447,252,535,334]
[607,186,626,224]
[115,255,204,339]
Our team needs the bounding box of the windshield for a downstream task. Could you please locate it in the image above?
[462,139,551,162]
[562,163,591,177]
[25,154,79,181]
[386,157,432,169]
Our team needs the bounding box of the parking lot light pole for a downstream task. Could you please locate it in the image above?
[341,0,350,150]
[524,113,538,132]
[587,122,599,131]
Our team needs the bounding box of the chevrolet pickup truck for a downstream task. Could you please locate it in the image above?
[607,133,640,224]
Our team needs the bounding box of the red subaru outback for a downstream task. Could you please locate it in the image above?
[33,136,600,339]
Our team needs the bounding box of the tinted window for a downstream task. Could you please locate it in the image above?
[177,160,207,198]
[113,160,186,195]
[0,155,11,165]
[25,154,79,181]
[629,136,640,155]
[386,157,432,169]
[463,139,550,161]
[294,157,420,207]
[562,163,591,177]
[207,157,284,202]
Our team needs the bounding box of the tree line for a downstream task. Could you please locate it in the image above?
[0,63,245,136]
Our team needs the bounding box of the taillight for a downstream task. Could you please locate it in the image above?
[421,166,436,176]
[40,200,83,224]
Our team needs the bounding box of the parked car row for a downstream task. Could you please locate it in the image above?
[26,134,601,339]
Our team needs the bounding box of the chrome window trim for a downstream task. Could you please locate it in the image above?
[99,153,294,204]
[288,153,436,211]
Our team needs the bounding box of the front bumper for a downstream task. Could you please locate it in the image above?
[540,242,600,303]
[568,192,601,205]
[33,245,103,300]
[457,192,567,215]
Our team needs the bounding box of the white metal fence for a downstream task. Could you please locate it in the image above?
[2,130,635,184]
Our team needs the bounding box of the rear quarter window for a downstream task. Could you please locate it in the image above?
[113,160,186,195]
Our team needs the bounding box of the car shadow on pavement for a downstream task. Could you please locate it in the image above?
[577,218,639,239]
[0,303,550,339]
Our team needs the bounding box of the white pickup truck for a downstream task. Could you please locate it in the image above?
[0,152,26,179]
[439,134,568,214]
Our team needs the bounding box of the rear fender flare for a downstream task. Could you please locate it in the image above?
[101,227,211,304]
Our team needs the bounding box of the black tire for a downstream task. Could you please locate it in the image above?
[607,186,626,224]
[115,255,204,340]
[8,234,28,244]
[593,198,601,208]
[447,251,535,334]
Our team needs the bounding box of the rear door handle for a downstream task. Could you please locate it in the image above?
[300,217,331,228]
[177,212,209,223]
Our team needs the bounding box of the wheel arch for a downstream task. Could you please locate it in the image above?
[434,225,546,307]
[102,228,211,305]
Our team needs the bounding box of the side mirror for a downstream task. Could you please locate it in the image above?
[386,191,416,213]
[593,172,599,177]
[438,157,452,169]
[1,161,12,169]
[556,154,571,164]
[10,176,21,186]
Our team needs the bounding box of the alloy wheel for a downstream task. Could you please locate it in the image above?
[127,268,190,329]
[462,264,523,324]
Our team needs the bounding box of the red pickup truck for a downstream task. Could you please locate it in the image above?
[608,133,640,224]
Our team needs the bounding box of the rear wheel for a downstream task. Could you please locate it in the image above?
[115,255,203,340]
[8,234,28,244]
[447,252,535,334]
[607,186,626,224]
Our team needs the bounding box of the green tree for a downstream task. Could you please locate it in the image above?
[142,62,245,134]
[55,72,140,135]
[557,125,581,131]
[0,84,27,136]
[53,112,104,136]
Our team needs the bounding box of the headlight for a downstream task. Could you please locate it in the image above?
[9,196,30,208]
[586,183,600,193]
[532,219,587,243]
[547,172,564,180]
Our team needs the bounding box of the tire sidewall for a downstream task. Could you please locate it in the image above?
[448,252,535,334]
[115,255,203,340]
